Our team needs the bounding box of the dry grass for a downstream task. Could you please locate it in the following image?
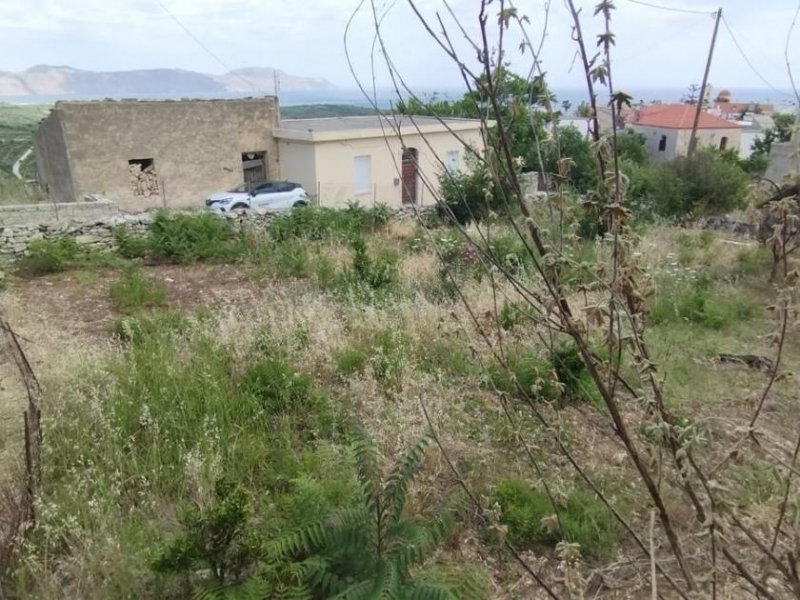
[0,222,797,598]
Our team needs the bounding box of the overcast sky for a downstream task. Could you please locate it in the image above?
[1,0,799,99]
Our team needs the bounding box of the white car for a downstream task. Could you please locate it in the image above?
[205,181,309,213]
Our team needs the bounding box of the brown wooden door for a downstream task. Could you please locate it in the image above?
[401,148,418,204]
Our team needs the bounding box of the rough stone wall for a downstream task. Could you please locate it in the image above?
[0,206,436,260]
[0,199,118,227]
[40,98,280,210]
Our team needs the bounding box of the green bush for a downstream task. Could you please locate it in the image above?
[437,164,500,225]
[543,125,598,194]
[152,479,259,585]
[487,343,598,405]
[113,225,148,259]
[148,210,243,263]
[269,203,391,242]
[494,477,621,559]
[16,237,81,276]
[109,267,167,314]
[241,356,320,416]
[335,235,399,300]
[652,149,750,219]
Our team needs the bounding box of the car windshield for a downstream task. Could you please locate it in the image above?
[228,183,252,193]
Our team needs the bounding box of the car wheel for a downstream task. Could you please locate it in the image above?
[293,200,309,208]
[231,203,249,213]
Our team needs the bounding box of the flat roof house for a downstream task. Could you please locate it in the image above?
[34,98,280,210]
[273,115,486,208]
[627,103,742,162]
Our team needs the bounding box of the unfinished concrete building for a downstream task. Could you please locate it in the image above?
[33,98,279,209]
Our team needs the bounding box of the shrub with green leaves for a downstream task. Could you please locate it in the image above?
[152,479,259,586]
[269,203,391,242]
[109,267,167,314]
[241,355,320,416]
[270,434,484,599]
[494,477,621,560]
[336,235,400,300]
[652,149,750,219]
[113,225,149,259]
[148,210,243,263]
[16,236,82,276]
[487,343,598,405]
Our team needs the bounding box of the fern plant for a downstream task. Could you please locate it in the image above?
[269,434,482,599]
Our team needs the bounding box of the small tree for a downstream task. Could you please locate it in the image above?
[543,125,597,193]
[653,149,750,218]
[270,434,481,599]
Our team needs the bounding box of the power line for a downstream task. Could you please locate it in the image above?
[153,0,260,93]
[721,15,793,98]
[619,0,716,16]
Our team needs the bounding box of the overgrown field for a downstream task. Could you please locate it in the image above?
[0,203,796,599]
[0,103,48,202]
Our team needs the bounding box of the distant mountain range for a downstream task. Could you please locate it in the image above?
[0,65,335,97]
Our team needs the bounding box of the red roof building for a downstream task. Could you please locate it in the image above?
[631,103,740,129]
[627,103,743,161]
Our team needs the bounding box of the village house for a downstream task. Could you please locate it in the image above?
[32,98,485,211]
[627,103,742,162]
[274,115,484,207]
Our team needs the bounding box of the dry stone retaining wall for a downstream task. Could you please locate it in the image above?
[0,204,435,261]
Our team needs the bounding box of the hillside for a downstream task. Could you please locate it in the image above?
[0,65,335,98]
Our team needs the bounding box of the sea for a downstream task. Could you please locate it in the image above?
[2,87,796,109]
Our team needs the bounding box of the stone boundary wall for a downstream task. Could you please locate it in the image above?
[0,199,118,228]
[0,205,437,260]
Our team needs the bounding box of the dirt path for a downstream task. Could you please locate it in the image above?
[11,147,32,180]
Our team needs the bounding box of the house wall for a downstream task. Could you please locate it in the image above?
[629,125,679,162]
[281,128,484,208]
[33,111,75,203]
[47,98,279,210]
[674,127,742,156]
[629,124,742,161]
[739,129,760,159]
[277,139,318,200]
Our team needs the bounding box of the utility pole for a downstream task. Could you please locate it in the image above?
[688,8,722,157]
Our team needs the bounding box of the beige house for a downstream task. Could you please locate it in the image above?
[34,98,280,210]
[274,116,485,208]
[627,103,742,162]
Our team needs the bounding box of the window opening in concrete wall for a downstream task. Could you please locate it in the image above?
[353,155,372,195]
[719,136,728,150]
[658,135,667,152]
[445,150,460,172]
[241,151,267,184]
[128,158,159,197]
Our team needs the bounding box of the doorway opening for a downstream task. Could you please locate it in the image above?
[241,151,267,184]
[401,147,418,204]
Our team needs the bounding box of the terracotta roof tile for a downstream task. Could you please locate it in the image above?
[631,103,741,130]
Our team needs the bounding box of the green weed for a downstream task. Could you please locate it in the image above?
[648,273,760,329]
[109,267,167,314]
[494,477,621,560]
[148,210,243,263]
[113,225,149,259]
